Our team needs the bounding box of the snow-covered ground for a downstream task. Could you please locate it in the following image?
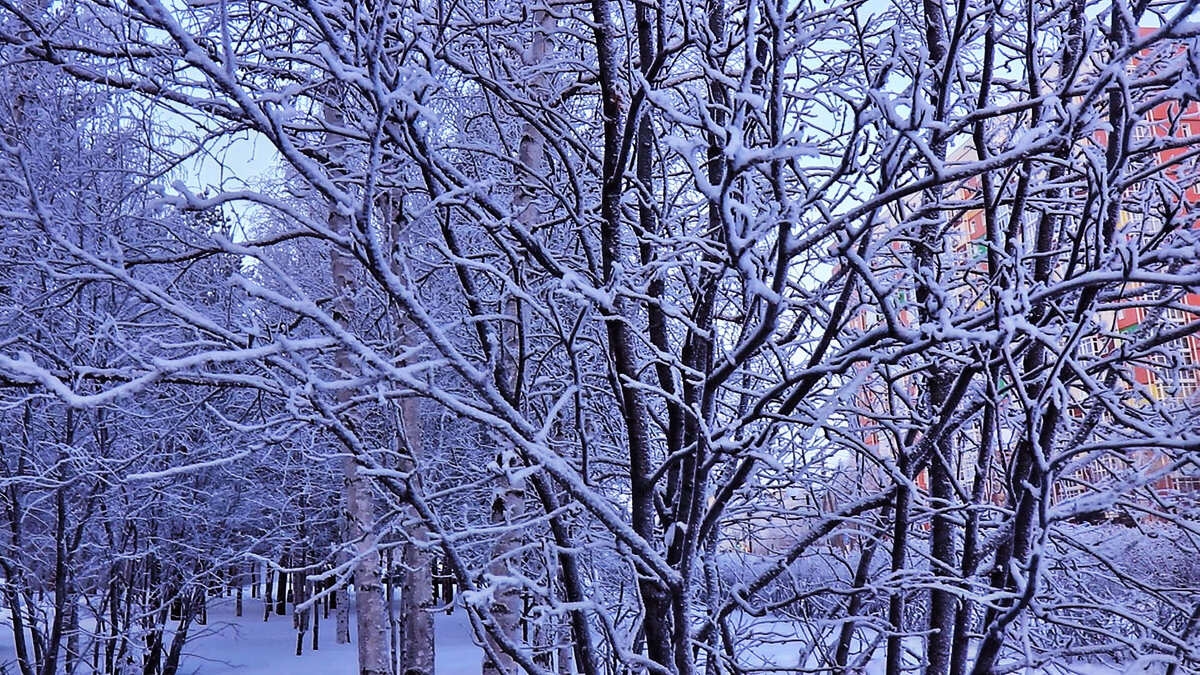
[1,595,1167,674]
[180,596,481,675]
[0,592,485,675]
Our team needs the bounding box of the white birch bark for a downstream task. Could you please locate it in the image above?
[395,332,434,675]
[481,8,555,675]
[327,101,391,675]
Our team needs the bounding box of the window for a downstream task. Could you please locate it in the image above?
[1179,365,1199,397]
[1078,335,1100,358]
[1148,377,1167,401]
[1156,309,1200,396]
[1163,306,1194,326]
[1173,474,1200,495]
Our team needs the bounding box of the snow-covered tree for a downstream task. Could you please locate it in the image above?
[1,0,1199,674]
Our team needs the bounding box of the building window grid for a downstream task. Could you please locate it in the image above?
[1057,454,1131,502]
[1078,334,1102,358]
[1178,357,1200,397]
[1157,308,1200,396]
[1173,474,1200,495]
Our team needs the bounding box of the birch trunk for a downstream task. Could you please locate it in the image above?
[336,504,351,644]
[396,397,434,675]
[375,181,435,675]
[327,100,392,675]
[482,449,525,675]
[480,8,554,674]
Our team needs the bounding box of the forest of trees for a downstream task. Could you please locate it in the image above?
[0,0,1198,673]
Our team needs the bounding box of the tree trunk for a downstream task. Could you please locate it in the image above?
[264,567,274,622]
[313,578,321,652]
[926,375,958,675]
[275,556,288,616]
[481,451,525,675]
[915,0,958,669]
[886,453,911,675]
[387,547,398,675]
[394,345,434,675]
[344,458,391,675]
[835,508,890,672]
[161,591,196,675]
[107,572,120,674]
[65,596,79,675]
[294,569,309,657]
[326,99,392,674]
[336,573,351,645]
[478,9,558,674]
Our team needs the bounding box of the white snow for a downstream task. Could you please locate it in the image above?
[178,596,482,675]
[0,592,485,675]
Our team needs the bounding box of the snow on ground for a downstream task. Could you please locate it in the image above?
[2,596,1167,674]
[727,612,1163,675]
[179,595,481,675]
[0,592,484,675]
